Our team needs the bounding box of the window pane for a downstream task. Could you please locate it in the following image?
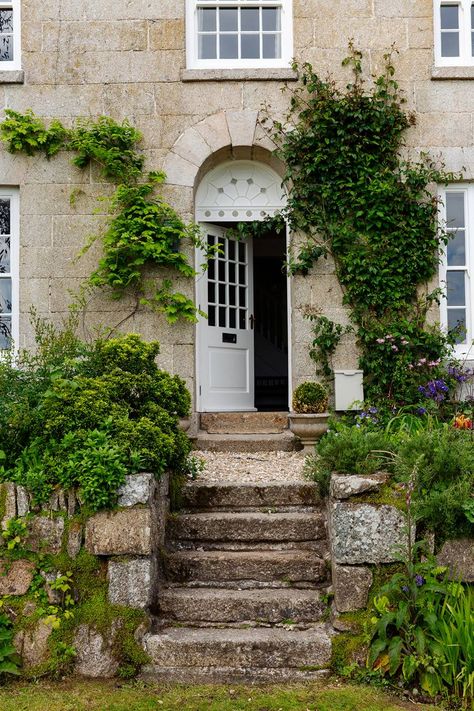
[447,229,466,266]
[446,192,465,227]
[0,35,13,61]
[218,260,226,281]
[0,10,13,33]
[448,308,467,342]
[199,34,217,59]
[447,270,466,306]
[219,306,226,327]
[238,242,246,262]
[228,240,235,261]
[208,282,216,304]
[229,262,236,283]
[238,264,246,285]
[229,284,236,305]
[0,234,10,273]
[241,33,259,58]
[441,4,459,29]
[471,30,474,55]
[229,307,236,328]
[219,8,238,31]
[262,7,280,31]
[472,2,474,28]
[198,8,217,31]
[0,278,11,312]
[218,283,226,304]
[263,33,280,58]
[241,8,259,31]
[239,286,246,307]
[239,309,246,329]
[441,32,460,56]
[219,33,238,58]
[208,305,216,327]
[0,315,11,349]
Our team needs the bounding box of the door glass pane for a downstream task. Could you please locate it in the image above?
[446,192,465,227]
[208,282,216,304]
[447,229,466,266]
[199,8,217,31]
[238,264,246,285]
[447,270,466,306]
[208,305,216,327]
[229,284,236,305]
[441,32,460,56]
[220,33,238,58]
[0,315,11,349]
[228,262,236,283]
[217,237,226,256]
[0,199,11,234]
[219,306,227,327]
[0,278,12,312]
[241,8,259,30]
[0,234,10,273]
[239,286,246,307]
[441,4,459,29]
[229,308,236,328]
[241,34,259,58]
[448,308,467,342]
[239,309,246,329]
[218,260,226,281]
[228,240,235,261]
[218,283,226,304]
[238,242,246,262]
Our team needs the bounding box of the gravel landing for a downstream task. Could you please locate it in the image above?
[193,450,307,485]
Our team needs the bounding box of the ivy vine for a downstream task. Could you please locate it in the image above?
[0,110,206,323]
[267,46,459,405]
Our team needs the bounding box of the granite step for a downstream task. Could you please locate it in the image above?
[193,431,298,453]
[164,550,327,587]
[200,411,289,434]
[168,511,327,544]
[182,482,321,510]
[158,587,329,624]
[141,665,329,684]
[143,626,332,672]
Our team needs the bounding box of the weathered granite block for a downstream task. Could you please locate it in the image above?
[26,516,65,555]
[330,502,408,564]
[437,538,474,582]
[330,473,390,500]
[333,564,373,612]
[108,557,152,608]
[117,473,153,507]
[85,509,151,556]
[74,623,119,678]
[14,621,52,669]
[0,559,35,595]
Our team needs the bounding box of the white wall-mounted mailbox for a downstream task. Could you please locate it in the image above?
[334,370,364,411]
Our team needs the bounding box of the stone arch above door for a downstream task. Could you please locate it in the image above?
[162,110,281,191]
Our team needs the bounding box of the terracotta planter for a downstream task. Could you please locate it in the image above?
[288,412,329,453]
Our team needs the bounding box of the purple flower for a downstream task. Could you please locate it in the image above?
[369,407,378,414]
[415,575,424,587]
[416,407,427,416]
[402,585,409,593]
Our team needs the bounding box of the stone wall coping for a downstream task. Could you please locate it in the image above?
[180,68,298,82]
[431,66,474,80]
[0,70,24,84]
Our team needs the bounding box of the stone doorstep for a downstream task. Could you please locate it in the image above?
[141,665,329,684]
[200,412,289,435]
[182,482,321,510]
[165,549,327,585]
[193,431,298,453]
[168,511,327,543]
[158,587,329,624]
[143,626,333,669]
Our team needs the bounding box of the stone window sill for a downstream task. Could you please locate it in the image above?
[181,68,298,82]
[432,66,474,80]
[0,70,24,84]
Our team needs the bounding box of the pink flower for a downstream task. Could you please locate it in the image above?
[376,338,385,344]
[408,364,414,369]
[428,359,440,367]
[391,345,399,352]
[418,358,427,365]
[401,339,409,346]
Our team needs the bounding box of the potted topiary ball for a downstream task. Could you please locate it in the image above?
[289,382,329,452]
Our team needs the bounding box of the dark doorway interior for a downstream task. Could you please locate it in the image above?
[253,231,288,411]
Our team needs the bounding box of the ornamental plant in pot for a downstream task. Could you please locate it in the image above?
[289,382,329,452]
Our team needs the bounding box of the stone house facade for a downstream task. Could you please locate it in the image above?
[1,0,473,416]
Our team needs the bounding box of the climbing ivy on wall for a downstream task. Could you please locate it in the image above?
[0,111,207,323]
[267,46,459,405]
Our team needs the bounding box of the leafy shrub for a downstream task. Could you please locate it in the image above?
[0,323,191,511]
[292,382,328,413]
[0,613,20,676]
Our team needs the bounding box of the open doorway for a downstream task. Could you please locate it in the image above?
[253,231,288,411]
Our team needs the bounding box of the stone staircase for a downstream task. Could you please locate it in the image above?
[142,474,334,683]
[194,411,298,453]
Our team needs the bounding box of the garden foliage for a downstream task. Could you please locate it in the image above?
[0,318,191,511]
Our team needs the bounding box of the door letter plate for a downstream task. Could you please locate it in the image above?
[222,333,237,344]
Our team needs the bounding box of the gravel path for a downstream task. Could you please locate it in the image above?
[193,450,307,485]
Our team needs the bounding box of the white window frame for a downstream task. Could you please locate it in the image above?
[439,184,473,359]
[434,0,474,66]
[0,188,19,352]
[185,0,293,70]
[0,1,21,71]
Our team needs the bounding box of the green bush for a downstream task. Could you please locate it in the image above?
[292,381,328,414]
[0,324,191,511]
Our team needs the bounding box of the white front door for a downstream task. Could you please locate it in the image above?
[197,224,255,411]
